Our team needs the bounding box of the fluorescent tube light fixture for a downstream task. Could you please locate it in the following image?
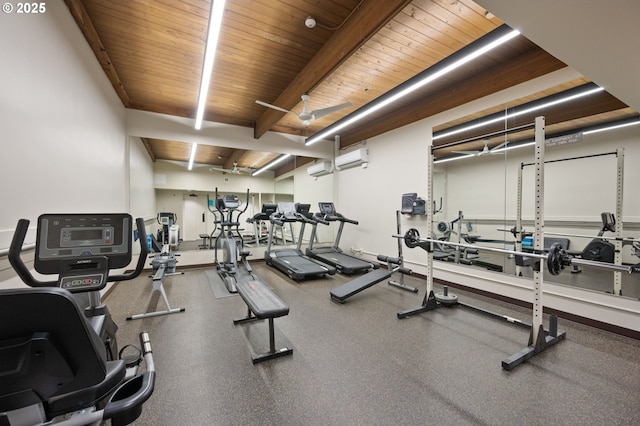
[433,86,604,141]
[188,143,198,170]
[434,116,640,164]
[194,0,226,130]
[583,119,640,135]
[305,26,520,146]
[251,154,291,177]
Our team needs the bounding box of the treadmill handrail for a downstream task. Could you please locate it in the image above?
[320,211,358,225]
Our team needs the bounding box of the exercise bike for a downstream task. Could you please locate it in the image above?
[210,188,256,293]
[2,213,156,425]
[570,212,616,273]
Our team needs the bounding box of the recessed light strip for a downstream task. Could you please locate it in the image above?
[304,25,520,146]
[583,118,640,135]
[194,0,226,130]
[251,154,291,176]
[188,143,198,170]
[433,85,604,141]
[434,117,640,163]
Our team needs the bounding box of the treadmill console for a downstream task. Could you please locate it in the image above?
[296,203,311,219]
[35,214,133,292]
[318,202,337,216]
[277,202,297,220]
[262,203,277,216]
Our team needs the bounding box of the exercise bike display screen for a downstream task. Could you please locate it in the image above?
[35,213,132,274]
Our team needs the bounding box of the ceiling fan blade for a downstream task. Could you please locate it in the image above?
[255,100,292,114]
[310,101,352,120]
[209,166,229,172]
[490,140,509,152]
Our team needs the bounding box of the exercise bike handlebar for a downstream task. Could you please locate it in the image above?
[8,219,55,287]
[110,217,149,282]
[8,217,150,288]
[102,331,156,422]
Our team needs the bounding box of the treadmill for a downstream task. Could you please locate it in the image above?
[306,202,376,275]
[264,202,336,280]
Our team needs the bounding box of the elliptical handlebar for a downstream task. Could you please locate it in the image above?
[8,217,150,288]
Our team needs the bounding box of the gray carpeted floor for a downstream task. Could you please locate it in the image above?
[105,261,640,425]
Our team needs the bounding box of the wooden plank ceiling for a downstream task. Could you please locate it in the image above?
[67,0,635,175]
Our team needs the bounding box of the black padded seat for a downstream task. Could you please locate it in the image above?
[233,280,292,363]
[0,287,125,415]
[235,280,289,319]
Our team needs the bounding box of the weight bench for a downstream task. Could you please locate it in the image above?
[330,255,413,303]
[233,280,292,364]
[198,233,212,249]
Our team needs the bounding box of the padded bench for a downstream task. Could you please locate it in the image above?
[198,233,212,249]
[233,280,292,364]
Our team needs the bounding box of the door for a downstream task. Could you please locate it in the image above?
[182,196,207,241]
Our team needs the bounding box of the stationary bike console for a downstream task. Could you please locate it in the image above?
[34,214,133,293]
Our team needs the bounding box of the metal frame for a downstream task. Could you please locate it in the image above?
[398,117,567,371]
[127,244,186,321]
[519,148,625,294]
[388,210,419,292]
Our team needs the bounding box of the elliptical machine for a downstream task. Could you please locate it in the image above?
[3,213,156,425]
[209,188,256,293]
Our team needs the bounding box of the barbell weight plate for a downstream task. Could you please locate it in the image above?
[404,228,421,248]
[546,242,567,275]
[435,292,458,305]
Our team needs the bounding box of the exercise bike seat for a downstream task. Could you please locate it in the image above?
[0,287,126,418]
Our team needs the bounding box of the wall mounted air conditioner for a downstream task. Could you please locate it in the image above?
[307,160,333,177]
[335,148,368,170]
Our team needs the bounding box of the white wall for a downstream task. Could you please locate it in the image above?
[292,166,335,243]
[0,1,131,289]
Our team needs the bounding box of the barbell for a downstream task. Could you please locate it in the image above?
[400,228,637,276]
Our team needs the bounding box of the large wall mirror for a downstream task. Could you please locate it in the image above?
[432,107,640,300]
[129,136,335,257]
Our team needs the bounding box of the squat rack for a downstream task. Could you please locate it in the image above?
[517,148,624,293]
[398,116,566,370]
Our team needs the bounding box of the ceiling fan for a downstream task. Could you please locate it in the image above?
[209,162,250,174]
[255,94,352,126]
[452,140,507,156]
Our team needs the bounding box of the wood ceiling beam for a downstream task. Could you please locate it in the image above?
[65,0,130,107]
[338,47,567,147]
[140,137,156,162]
[253,0,412,139]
